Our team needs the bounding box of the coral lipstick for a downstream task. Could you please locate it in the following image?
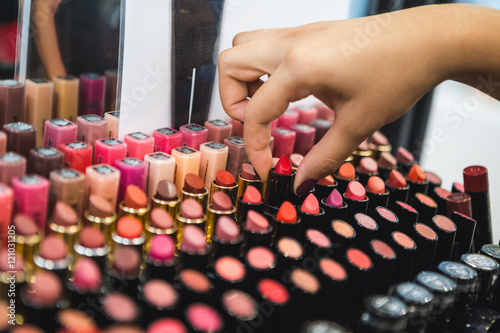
[365,176,389,214]
[343,181,369,222]
[334,162,358,194]
[274,201,302,240]
[407,164,429,199]
[299,193,326,234]
[386,169,409,210]
[236,185,264,224]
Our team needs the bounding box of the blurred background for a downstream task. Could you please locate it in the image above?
[1,0,498,239]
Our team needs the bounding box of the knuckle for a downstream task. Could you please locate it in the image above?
[232,32,247,46]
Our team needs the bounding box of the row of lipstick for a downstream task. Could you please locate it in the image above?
[1,151,497,333]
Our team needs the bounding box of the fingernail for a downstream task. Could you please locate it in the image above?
[295,179,318,196]
[239,121,244,124]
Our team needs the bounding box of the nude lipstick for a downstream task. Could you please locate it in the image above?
[48,201,82,256]
[76,115,108,147]
[84,164,120,210]
[179,224,212,271]
[144,152,175,200]
[151,180,181,218]
[175,199,207,247]
[84,194,117,243]
[104,111,120,138]
[74,226,109,273]
[242,210,274,249]
[369,131,392,160]
[171,146,201,196]
[356,157,379,186]
[223,136,248,179]
[352,140,372,167]
[199,141,228,191]
[396,146,415,175]
[52,75,79,122]
[211,216,242,259]
[204,119,232,144]
[25,78,54,146]
[377,152,398,181]
[145,208,177,245]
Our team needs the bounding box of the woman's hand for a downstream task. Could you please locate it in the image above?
[217,4,500,194]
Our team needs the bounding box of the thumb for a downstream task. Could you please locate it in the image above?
[294,117,365,195]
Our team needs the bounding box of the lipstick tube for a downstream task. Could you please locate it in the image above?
[430,186,451,216]
[298,205,326,235]
[351,143,372,168]
[304,228,333,260]
[464,165,492,249]
[352,213,379,252]
[0,80,25,127]
[12,214,41,273]
[180,123,208,150]
[211,216,243,259]
[104,111,120,138]
[25,78,53,146]
[145,234,178,281]
[124,132,155,160]
[206,195,236,242]
[313,176,337,201]
[106,248,142,298]
[153,127,182,154]
[0,184,13,241]
[49,168,84,217]
[144,152,175,199]
[392,201,418,233]
[59,141,93,173]
[171,146,201,196]
[79,73,105,116]
[415,271,457,333]
[410,223,438,273]
[368,239,396,294]
[48,217,83,260]
[27,147,64,178]
[52,75,79,122]
[366,184,390,216]
[204,119,232,144]
[175,269,215,308]
[251,279,291,332]
[178,225,212,271]
[244,246,277,283]
[390,231,417,283]
[43,119,77,148]
[11,175,49,233]
[329,220,356,258]
[265,167,295,212]
[386,170,410,210]
[313,259,348,323]
[236,171,263,221]
[84,195,117,243]
[273,202,302,241]
[74,226,109,273]
[199,141,229,191]
[320,191,348,222]
[94,138,127,165]
[114,157,145,206]
[210,172,237,206]
[411,192,437,222]
[461,253,499,308]
[151,180,181,218]
[291,124,315,156]
[271,128,296,157]
[242,210,274,249]
[76,115,108,147]
[175,199,208,247]
[430,215,456,265]
[377,152,398,181]
[0,151,26,185]
[118,187,150,226]
[138,280,180,324]
[181,174,209,210]
[33,235,71,284]
[407,172,429,200]
[223,136,248,179]
[211,256,247,292]
[343,184,369,223]
[277,109,299,129]
[437,261,478,332]
[372,206,399,243]
[84,164,121,210]
[333,163,359,195]
[144,208,177,246]
[111,216,146,261]
[2,122,36,158]
[451,211,477,258]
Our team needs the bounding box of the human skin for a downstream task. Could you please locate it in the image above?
[217,4,500,194]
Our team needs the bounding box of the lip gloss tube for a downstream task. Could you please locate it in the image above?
[2,122,37,158]
[277,109,299,129]
[229,118,244,138]
[464,165,492,249]
[0,152,26,185]
[104,111,120,138]
[271,128,296,157]
[291,124,315,156]
[76,114,108,147]
[224,136,248,179]
[94,138,127,165]
[28,147,64,178]
[144,152,175,200]
[121,132,153,161]
[293,105,318,125]
[204,119,232,144]
[0,79,25,127]
[153,127,182,154]
[171,146,200,196]
[0,183,13,241]
[49,168,84,217]
[43,119,77,148]
[199,141,228,191]
[79,73,105,116]
[59,141,93,173]
[84,164,121,210]
[0,131,5,154]
[11,174,50,233]
[105,69,118,112]
[180,123,208,150]
[114,158,146,206]
[25,78,54,146]
[52,75,79,122]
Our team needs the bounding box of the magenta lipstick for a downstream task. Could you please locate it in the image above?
[320,188,347,221]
